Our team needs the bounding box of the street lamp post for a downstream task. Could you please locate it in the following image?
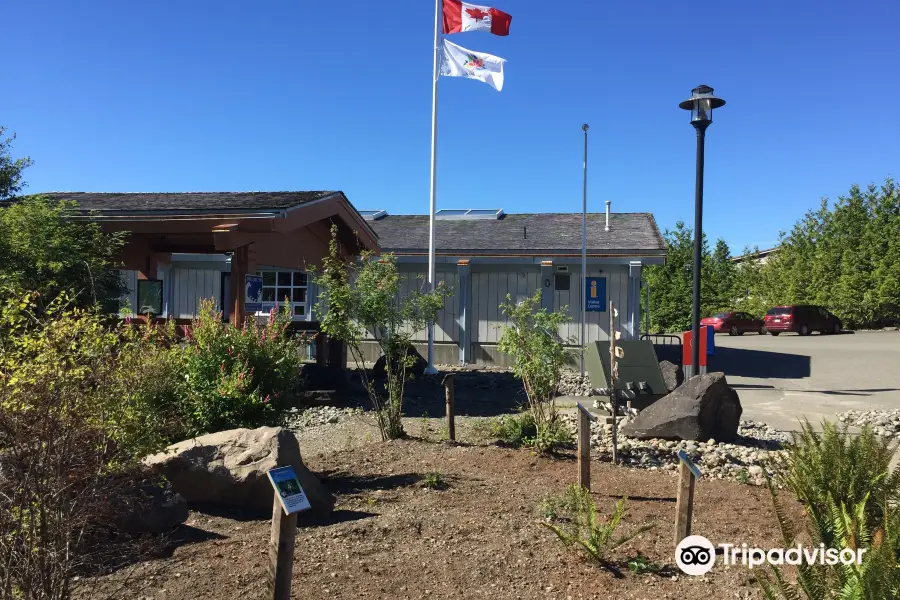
[678,85,725,375]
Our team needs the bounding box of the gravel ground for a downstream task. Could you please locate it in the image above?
[837,409,900,437]
[560,412,789,486]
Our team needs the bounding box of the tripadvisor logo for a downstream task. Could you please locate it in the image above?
[675,535,867,576]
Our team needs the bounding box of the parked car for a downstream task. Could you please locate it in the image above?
[763,305,843,336]
[700,311,766,336]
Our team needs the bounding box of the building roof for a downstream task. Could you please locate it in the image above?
[369,212,666,256]
[40,191,337,214]
[732,246,780,263]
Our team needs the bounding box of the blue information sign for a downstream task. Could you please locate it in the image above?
[585,277,606,312]
[245,274,263,313]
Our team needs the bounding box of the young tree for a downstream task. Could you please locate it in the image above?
[313,226,448,440]
[0,126,33,200]
[497,291,572,452]
[0,196,127,311]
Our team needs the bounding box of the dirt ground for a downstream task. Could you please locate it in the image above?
[84,426,797,600]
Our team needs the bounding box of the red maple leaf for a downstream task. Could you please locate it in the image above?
[465,7,490,21]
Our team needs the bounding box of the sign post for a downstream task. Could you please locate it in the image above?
[443,373,456,441]
[674,449,701,546]
[576,403,595,491]
[267,466,312,600]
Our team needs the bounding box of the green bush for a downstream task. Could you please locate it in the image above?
[174,299,307,436]
[0,295,170,598]
[313,225,447,441]
[490,411,571,450]
[497,291,573,453]
[540,485,654,572]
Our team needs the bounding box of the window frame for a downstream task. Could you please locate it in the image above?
[256,268,309,321]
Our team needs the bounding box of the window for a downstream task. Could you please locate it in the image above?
[258,269,308,319]
[137,280,163,316]
[555,273,570,291]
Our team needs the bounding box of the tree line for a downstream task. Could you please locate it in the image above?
[644,178,900,332]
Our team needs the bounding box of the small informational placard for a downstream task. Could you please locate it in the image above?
[245,274,263,313]
[267,466,312,515]
[585,277,606,312]
[677,449,702,479]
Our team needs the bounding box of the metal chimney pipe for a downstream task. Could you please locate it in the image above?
[605,200,611,231]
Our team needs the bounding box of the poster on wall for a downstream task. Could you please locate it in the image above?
[245,274,263,312]
[585,277,606,312]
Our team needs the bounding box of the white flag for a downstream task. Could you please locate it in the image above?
[440,39,506,91]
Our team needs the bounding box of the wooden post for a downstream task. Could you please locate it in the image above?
[443,373,456,441]
[576,403,591,491]
[315,332,327,367]
[674,461,696,546]
[609,300,618,465]
[230,245,249,326]
[268,494,298,600]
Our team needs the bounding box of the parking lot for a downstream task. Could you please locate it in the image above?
[705,330,900,431]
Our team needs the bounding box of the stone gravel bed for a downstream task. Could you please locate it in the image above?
[837,409,900,438]
[282,405,363,430]
[563,413,790,485]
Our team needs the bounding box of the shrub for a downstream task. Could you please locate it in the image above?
[422,471,447,490]
[498,291,573,452]
[0,194,127,313]
[491,412,571,450]
[175,299,307,436]
[540,485,654,572]
[313,225,448,440]
[0,295,169,599]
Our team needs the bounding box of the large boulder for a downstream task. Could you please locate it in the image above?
[144,427,333,515]
[116,481,189,534]
[621,372,742,441]
[372,345,427,381]
[659,360,684,392]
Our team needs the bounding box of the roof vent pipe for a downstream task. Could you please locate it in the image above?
[605,200,611,231]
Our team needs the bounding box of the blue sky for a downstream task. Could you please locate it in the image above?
[3,0,898,253]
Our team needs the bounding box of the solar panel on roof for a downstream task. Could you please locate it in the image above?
[435,209,504,220]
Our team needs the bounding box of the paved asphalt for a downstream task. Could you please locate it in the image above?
[702,330,900,432]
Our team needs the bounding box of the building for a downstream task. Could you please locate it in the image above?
[363,208,666,367]
[49,191,378,322]
[732,246,779,266]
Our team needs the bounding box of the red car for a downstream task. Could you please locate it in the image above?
[764,305,843,336]
[701,311,766,336]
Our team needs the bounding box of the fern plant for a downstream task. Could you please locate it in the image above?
[541,485,654,572]
[780,419,900,548]
[759,481,900,599]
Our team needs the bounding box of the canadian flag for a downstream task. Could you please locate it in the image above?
[442,0,512,36]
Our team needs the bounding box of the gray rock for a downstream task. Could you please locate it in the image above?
[658,360,683,392]
[144,426,334,515]
[620,373,742,441]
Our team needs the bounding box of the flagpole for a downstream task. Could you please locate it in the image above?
[581,124,589,376]
[425,0,441,375]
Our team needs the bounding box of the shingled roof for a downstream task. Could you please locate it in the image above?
[369,213,665,256]
[41,191,338,213]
